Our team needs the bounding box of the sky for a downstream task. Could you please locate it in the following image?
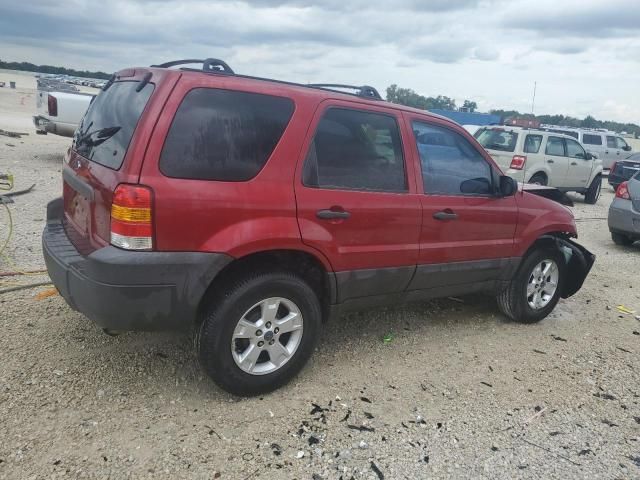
[1,0,639,123]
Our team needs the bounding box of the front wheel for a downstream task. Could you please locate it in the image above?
[611,232,634,246]
[584,175,601,204]
[196,272,322,396]
[497,247,566,323]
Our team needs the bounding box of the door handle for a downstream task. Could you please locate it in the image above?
[547,159,554,164]
[433,211,458,221]
[316,209,350,220]
[571,162,578,166]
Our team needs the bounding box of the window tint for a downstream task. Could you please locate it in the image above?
[73,81,154,170]
[582,134,602,145]
[606,136,617,149]
[566,138,586,159]
[545,136,566,156]
[474,128,518,152]
[524,134,543,153]
[160,88,294,181]
[414,122,493,196]
[303,108,406,192]
[615,137,629,149]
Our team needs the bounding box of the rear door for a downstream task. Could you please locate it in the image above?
[541,136,569,187]
[294,102,421,302]
[407,115,518,292]
[564,138,592,188]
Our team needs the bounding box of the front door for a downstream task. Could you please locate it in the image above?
[542,136,569,187]
[564,137,593,188]
[294,102,422,302]
[406,116,519,292]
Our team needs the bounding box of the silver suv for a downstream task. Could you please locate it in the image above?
[475,126,603,204]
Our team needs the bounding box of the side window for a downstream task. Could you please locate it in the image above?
[616,137,629,149]
[413,121,493,196]
[545,136,566,156]
[524,134,543,154]
[566,138,587,159]
[606,136,617,149]
[302,108,406,192]
[582,134,602,146]
[159,88,294,181]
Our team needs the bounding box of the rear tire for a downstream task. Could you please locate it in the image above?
[611,232,634,246]
[196,271,322,396]
[584,175,601,204]
[497,247,566,323]
[529,173,548,186]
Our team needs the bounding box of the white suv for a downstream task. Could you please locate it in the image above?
[475,126,603,204]
[539,126,633,169]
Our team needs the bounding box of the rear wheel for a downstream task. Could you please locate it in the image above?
[497,247,566,323]
[611,232,634,246]
[196,271,322,396]
[529,173,548,186]
[584,175,601,204]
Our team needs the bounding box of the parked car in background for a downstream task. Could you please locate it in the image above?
[608,171,640,246]
[608,153,640,191]
[539,126,633,169]
[33,78,95,137]
[43,59,594,395]
[475,126,603,204]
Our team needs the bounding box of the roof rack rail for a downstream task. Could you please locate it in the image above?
[150,58,235,74]
[308,84,382,100]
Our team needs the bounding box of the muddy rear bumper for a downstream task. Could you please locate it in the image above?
[42,198,232,331]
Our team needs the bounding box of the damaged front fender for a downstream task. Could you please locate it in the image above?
[554,237,595,298]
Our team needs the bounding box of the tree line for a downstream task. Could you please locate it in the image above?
[0,59,111,80]
[387,84,639,137]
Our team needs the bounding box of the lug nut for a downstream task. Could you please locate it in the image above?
[256,330,262,336]
[258,341,264,347]
[274,327,279,334]
[269,340,275,346]
[265,322,272,329]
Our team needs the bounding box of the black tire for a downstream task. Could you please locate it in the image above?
[529,173,548,186]
[497,247,566,323]
[196,271,322,396]
[584,175,601,204]
[611,232,634,246]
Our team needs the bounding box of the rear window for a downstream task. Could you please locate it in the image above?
[474,128,518,152]
[73,81,154,170]
[582,134,602,145]
[160,88,294,181]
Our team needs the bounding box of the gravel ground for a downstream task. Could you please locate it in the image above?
[1,80,639,480]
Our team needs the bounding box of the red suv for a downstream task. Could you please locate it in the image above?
[43,59,594,395]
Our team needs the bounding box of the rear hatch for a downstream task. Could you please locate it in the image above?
[62,69,175,254]
[474,127,519,170]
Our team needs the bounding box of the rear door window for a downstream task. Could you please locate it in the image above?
[523,134,543,153]
[474,128,518,152]
[160,88,294,181]
[73,81,154,169]
[545,136,566,156]
[582,134,602,146]
[302,108,406,192]
[415,122,493,196]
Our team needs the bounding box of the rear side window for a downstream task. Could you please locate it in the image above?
[474,129,518,152]
[414,122,493,196]
[302,108,406,192]
[160,88,294,181]
[582,134,602,145]
[545,136,566,156]
[73,81,154,169]
[523,134,543,153]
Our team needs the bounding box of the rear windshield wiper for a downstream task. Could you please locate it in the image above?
[75,126,121,149]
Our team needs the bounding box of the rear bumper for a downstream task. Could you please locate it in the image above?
[608,198,640,239]
[42,198,232,331]
[33,116,76,137]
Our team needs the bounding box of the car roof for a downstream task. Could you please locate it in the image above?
[479,126,579,141]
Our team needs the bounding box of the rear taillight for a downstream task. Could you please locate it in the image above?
[47,94,58,117]
[110,184,153,250]
[510,155,527,170]
[616,181,630,200]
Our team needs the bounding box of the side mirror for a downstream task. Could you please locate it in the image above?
[585,152,594,160]
[499,175,517,197]
[623,145,632,152]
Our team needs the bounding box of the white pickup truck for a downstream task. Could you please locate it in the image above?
[33,79,95,137]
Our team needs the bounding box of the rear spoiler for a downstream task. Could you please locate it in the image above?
[520,183,574,207]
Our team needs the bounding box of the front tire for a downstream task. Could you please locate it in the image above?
[497,247,566,323]
[196,272,322,396]
[611,232,634,246]
[584,175,601,204]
